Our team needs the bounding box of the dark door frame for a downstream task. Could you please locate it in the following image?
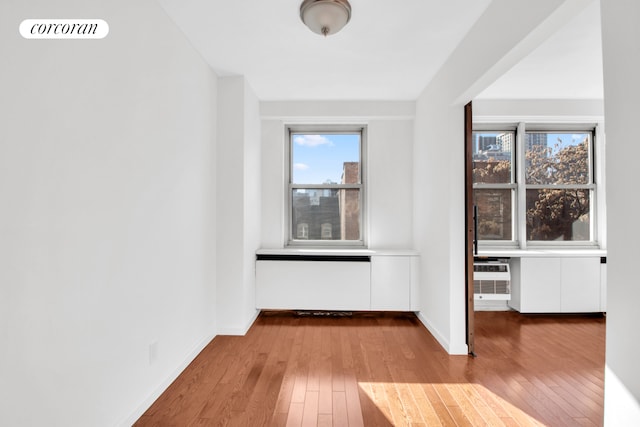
[464,101,475,356]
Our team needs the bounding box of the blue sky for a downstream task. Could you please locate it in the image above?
[292,134,360,184]
[546,133,589,153]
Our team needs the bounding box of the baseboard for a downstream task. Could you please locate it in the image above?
[119,331,217,427]
[416,312,450,351]
[416,311,468,355]
[216,309,260,336]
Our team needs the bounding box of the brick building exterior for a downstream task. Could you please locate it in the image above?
[292,161,361,241]
[340,162,360,240]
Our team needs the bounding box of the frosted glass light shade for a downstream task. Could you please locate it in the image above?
[300,0,352,36]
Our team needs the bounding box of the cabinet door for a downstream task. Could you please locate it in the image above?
[371,256,410,310]
[256,261,371,311]
[520,258,562,313]
[561,257,601,312]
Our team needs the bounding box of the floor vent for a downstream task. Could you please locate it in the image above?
[296,311,353,317]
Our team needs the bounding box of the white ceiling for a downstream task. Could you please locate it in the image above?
[159,0,604,101]
[478,1,603,99]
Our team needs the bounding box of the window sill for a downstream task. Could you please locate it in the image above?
[477,248,606,258]
[257,248,419,257]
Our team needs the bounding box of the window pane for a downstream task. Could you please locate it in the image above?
[526,132,591,185]
[292,134,360,184]
[526,189,590,241]
[472,132,514,184]
[474,189,513,241]
[292,188,360,241]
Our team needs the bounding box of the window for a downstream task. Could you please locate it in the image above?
[288,127,365,246]
[472,131,515,242]
[473,125,598,247]
[525,131,593,242]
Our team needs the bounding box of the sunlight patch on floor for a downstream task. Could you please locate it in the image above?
[358,381,547,426]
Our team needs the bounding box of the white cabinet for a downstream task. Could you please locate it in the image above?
[256,260,371,311]
[371,256,411,310]
[255,251,419,312]
[561,258,601,312]
[513,257,562,313]
[509,256,603,313]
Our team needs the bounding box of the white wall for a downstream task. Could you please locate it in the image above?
[0,1,218,426]
[601,0,640,424]
[216,77,261,335]
[259,101,415,250]
[414,97,466,354]
[473,98,604,120]
[413,0,589,354]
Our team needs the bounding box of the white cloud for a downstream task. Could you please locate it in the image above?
[293,135,333,147]
[293,163,309,171]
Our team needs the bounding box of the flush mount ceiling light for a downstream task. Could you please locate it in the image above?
[300,0,352,37]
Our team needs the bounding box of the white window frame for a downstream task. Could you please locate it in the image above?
[523,124,598,248]
[473,122,601,250]
[472,125,518,248]
[285,125,367,247]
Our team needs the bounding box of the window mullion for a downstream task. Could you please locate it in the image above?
[525,184,595,190]
[291,184,362,189]
[516,122,527,249]
[473,183,517,190]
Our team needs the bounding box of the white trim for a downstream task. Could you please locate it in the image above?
[478,248,606,258]
[217,309,260,336]
[263,115,415,122]
[475,115,604,124]
[416,311,468,355]
[525,184,596,190]
[595,123,607,249]
[471,99,604,121]
[118,331,217,427]
[516,123,526,248]
[286,126,367,247]
[256,248,418,256]
[474,300,512,311]
[260,100,416,120]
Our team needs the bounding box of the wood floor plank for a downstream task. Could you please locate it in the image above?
[344,373,365,427]
[302,391,319,426]
[357,383,394,426]
[291,370,308,404]
[451,383,507,427]
[369,382,394,423]
[407,382,442,427]
[421,384,459,427]
[318,363,333,415]
[270,412,288,427]
[285,402,304,427]
[396,381,426,425]
[446,405,475,427]
[332,391,349,427]
[317,413,333,427]
[135,311,605,427]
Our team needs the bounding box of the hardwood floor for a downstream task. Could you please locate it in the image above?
[135,311,605,426]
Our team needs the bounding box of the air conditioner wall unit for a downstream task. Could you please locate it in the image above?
[474,261,511,301]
